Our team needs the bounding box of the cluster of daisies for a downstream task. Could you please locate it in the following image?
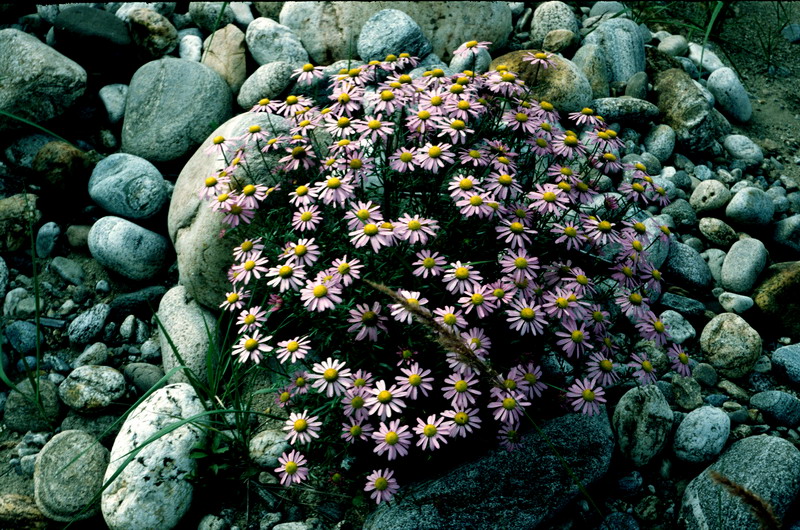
[200,41,692,505]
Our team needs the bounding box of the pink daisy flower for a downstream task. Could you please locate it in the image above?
[455,191,495,218]
[416,142,455,173]
[236,306,268,334]
[221,203,256,228]
[275,450,309,486]
[487,388,530,424]
[555,318,592,358]
[443,369,482,409]
[300,279,342,312]
[292,205,323,232]
[342,387,370,422]
[412,250,446,278]
[506,298,547,336]
[628,353,658,385]
[220,288,249,312]
[233,237,264,262]
[365,380,408,421]
[292,63,325,84]
[522,50,556,69]
[442,408,482,438]
[433,305,467,332]
[288,183,318,207]
[232,330,273,364]
[484,171,522,200]
[266,262,307,292]
[447,174,482,199]
[276,336,311,364]
[528,183,569,216]
[414,415,452,451]
[283,238,320,267]
[395,362,434,400]
[497,423,524,452]
[328,255,362,286]
[230,255,269,285]
[667,343,692,377]
[315,175,356,207]
[390,289,430,324]
[372,420,412,461]
[635,310,671,346]
[388,146,418,172]
[515,362,547,399]
[495,219,536,249]
[349,222,392,253]
[308,357,352,397]
[453,39,492,58]
[458,284,498,319]
[459,147,489,167]
[365,468,400,504]
[342,417,373,443]
[551,223,586,251]
[443,261,482,294]
[289,370,310,395]
[283,410,322,445]
[204,134,236,157]
[344,201,382,231]
[566,378,606,416]
[586,352,620,387]
[347,302,389,342]
[352,115,394,142]
[395,213,439,245]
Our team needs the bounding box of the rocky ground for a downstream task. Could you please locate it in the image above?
[0,1,800,529]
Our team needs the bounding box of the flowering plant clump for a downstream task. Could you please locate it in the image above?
[199,44,689,505]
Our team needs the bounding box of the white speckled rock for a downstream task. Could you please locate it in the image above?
[58,365,126,413]
[530,1,579,48]
[722,134,763,167]
[687,42,726,73]
[179,34,202,61]
[726,187,774,225]
[700,313,761,379]
[102,383,207,530]
[660,310,695,344]
[88,216,170,280]
[246,17,308,67]
[658,34,688,56]
[707,67,751,123]
[249,429,291,468]
[673,406,730,463]
[718,292,754,314]
[237,61,294,109]
[690,179,730,213]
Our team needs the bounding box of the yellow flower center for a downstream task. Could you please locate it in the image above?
[493,288,505,298]
[422,257,436,268]
[361,311,377,324]
[384,432,399,445]
[471,293,484,305]
[514,257,528,269]
[629,293,643,305]
[258,98,270,105]
[244,314,256,325]
[502,397,517,410]
[244,338,258,351]
[540,101,554,111]
[556,297,569,309]
[501,73,516,82]
[451,119,466,130]
[363,223,379,236]
[338,93,351,103]
[536,138,548,147]
[454,380,468,392]
[458,101,472,111]
[600,359,613,372]
[313,285,328,298]
[374,477,389,490]
[293,418,308,432]
[349,158,363,169]
[542,191,557,202]
[582,389,595,401]
[380,90,395,102]
[642,360,654,373]
[243,260,256,271]
[597,221,612,232]
[408,374,422,386]
[654,321,666,333]
[400,152,413,162]
[350,424,362,436]
[469,195,483,206]
[226,293,239,303]
[327,177,341,189]
[204,176,217,187]
[571,330,584,343]
[418,109,431,119]
[428,146,442,158]
[520,308,535,320]
[443,313,457,325]
[449,84,464,94]
[300,211,313,222]
[564,136,579,146]
[515,112,528,122]
[429,96,443,106]
[213,136,225,145]
[291,146,306,158]
[217,193,229,203]
[498,174,513,185]
[323,368,338,381]
[678,353,689,364]
[286,341,300,353]
[294,244,307,256]
[455,267,470,280]
[377,390,392,403]
[423,424,438,437]
[510,222,524,233]
[368,119,382,130]
[564,226,578,237]
[284,461,298,474]
[286,95,298,105]
[454,412,468,425]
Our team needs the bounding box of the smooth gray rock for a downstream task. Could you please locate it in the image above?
[102,383,207,530]
[364,410,613,529]
[246,17,308,67]
[589,1,625,17]
[723,135,764,167]
[707,67,752,123]
[783,23,800,43]
[0,29,87,132]
[690,180,730,213]
[530,1,579,48]
[773,344,800,385]
[88,216,170,281]
[643,124,675,163]
[36,222,60,259]
[249,429,291,468]
[89,153,168,219]
[123,363,165,393]
[583,18,644,83]
[572,43,610,99]
[237,61,294,109]
[590,96,659,122]
[58,365,126,413]
[4,379,61,432]
[773,214,800,254]
[658,34,688,56]
[726,187,774,225]
[662,198,696,228]
[34,430,109,522]
[673,406,729,463]
[698,217,737,247]
[642,215,671,268]
[687,42,725,73]
[73,342,109,368]
[720,238,767,293]
[751,391,800,427]
[700,313,761,379]
[122,58,232,163]
[702,248,725,283]
[613,385,673,466]
[660,292,706,317]
[5,320,41,355]
[450,47,492,74]
[718,292,753,314]
[661,310,695,345]
[665,241,712,290]
[679,435,800,528]
[624,70,648,99]
[189,2,236,32]
[157,285,217,384]
[68,304,111,346]
[50,256,85,286]
[357,9,432,63]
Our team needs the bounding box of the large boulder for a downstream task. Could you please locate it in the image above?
[102,383,207,530]
[280,2,512,64]
[530,1,579,49]
[700,313,761,379]
[612,385,673,466]
[654,68,730,153]
[583,18,645,84]
[167,112,290,309]
[753,262,800,340]
[0,29,87,132]
[679,435,800,529]
[122,58,232,163]
[202,24,247,93]
[363,410,614,529]
[490,50,592,113]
